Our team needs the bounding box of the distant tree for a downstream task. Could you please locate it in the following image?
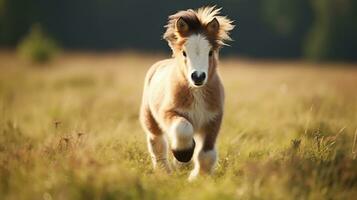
[0,0,356,61]
[263,0,309,36]
[261,0,313,57]
[304,0,357,61]
[17,24,59,63]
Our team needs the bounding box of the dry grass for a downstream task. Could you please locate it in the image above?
[0,52,357,200]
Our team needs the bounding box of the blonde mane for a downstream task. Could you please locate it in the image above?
[163,6,234,49]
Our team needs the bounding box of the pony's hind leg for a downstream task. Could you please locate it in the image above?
[147,134,171,173]
[140,107,171,173]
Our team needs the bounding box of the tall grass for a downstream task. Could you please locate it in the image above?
[0,53,356,200]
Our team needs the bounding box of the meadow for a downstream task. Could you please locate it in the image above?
[0,52,356,200]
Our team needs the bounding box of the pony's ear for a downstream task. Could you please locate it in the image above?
[176,17,189,34]
[206,18,220,35]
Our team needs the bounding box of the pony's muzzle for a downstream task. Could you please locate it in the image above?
[191,71,206,86]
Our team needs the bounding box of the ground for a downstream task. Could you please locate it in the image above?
[0,52,356,200]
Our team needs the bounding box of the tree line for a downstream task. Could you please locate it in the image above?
[0,0,356,61]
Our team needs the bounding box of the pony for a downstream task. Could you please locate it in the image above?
[140,6,234,180]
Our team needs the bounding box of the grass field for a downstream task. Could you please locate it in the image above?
[0,52,357,200]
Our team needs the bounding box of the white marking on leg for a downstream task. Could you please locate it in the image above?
[188,134,204,181]
[198,149,217,173]
[168,118,194,150]
[189,135,217,181]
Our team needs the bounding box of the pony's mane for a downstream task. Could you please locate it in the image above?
[163,6,234,49]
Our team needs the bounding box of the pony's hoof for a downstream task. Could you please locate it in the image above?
[188,169,199,181]
[153,158,172,174]
[172,139,195,162]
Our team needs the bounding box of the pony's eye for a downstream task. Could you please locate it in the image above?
[183,51,187,57]
[209,50,213,57]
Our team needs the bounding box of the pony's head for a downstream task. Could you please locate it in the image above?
[164,6,234,87]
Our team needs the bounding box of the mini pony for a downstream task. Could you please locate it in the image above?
[140,6,234,180]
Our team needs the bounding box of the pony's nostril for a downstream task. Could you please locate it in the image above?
[198,73,206,82]
[191,71,206,85]
[191,72,198,81]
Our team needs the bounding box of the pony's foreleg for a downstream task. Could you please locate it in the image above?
[140,107,171,173]
[189,114,222,181]
[164,113,195,163]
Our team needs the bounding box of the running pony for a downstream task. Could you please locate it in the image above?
[140,6,234,180]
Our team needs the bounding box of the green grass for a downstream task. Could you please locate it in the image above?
[0,52,357,200]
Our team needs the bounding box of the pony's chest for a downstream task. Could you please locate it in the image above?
[178,91,218,130]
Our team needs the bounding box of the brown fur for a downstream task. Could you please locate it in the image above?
[200,112,223,151]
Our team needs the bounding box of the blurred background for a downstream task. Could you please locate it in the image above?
[1,0,357,62]
[1,1,357,199]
